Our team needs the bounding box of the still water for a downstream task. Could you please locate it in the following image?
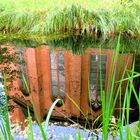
[0,35,140,123]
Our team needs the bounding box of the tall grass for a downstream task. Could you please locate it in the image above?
[100,35,120,139]
[22,74,65,139]
[0,74,65,140]
[0,73,14,140]
[99,35,140,139]
[0,0,140,39]
[27,107,34,140]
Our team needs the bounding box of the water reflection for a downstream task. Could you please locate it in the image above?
[1,34,140,53]
[89,54,107,110]
[50,51,65,102]
[47,35,140,54]
[0,35,139,122]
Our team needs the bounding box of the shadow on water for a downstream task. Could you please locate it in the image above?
[47,35,140,54]
[0,34,140,128]
[0,34,140,53]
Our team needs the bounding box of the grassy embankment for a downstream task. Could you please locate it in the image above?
[0,0,140,41]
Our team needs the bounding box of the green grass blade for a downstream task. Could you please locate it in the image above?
[33,104,46,139]
[0,120,8,140]
[22,74,30,95]
[44,99,64,135]
[3,73,14,140]
[66,94,88,121]
[27,107,34,140]
[22,74,46,139]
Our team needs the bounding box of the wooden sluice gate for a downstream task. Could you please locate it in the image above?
[6,45,133,123]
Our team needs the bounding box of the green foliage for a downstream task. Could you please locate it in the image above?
[0,0,139,39]
[44,99,64,136]
[99,35,140,139]
[27,107,34,140]
[0,73,14,140]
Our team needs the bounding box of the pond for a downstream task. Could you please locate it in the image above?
[0,35,140,128]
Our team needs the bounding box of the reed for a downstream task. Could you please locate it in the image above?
[100,35,140,139]
[27,107,34,140]
[0,73,14,140]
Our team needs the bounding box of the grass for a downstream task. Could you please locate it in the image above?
[22,74,65,139]
[0,74,65,140]
[0,73,14,140]
[0,0,140,40]
[27,107,34,140]
[0,0,140,139]
[0,74,63,140]
[102,36,140,139]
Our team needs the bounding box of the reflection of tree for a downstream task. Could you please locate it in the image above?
[0,45,21,89]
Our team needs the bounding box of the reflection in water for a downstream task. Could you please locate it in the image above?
[89,54,107,110]
[50,51,65,101]
[0,35,139,122]
[1,35,140,53]
[47,35,140,54]
[17,48,29,96]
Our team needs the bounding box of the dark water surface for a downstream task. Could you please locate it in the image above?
[0,34,140,53]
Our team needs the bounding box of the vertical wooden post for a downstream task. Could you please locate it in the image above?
[25,48,42,119]
[65,52,81,117]
[35,45,53,119]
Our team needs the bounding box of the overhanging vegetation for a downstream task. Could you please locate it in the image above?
[0,0,140,40]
